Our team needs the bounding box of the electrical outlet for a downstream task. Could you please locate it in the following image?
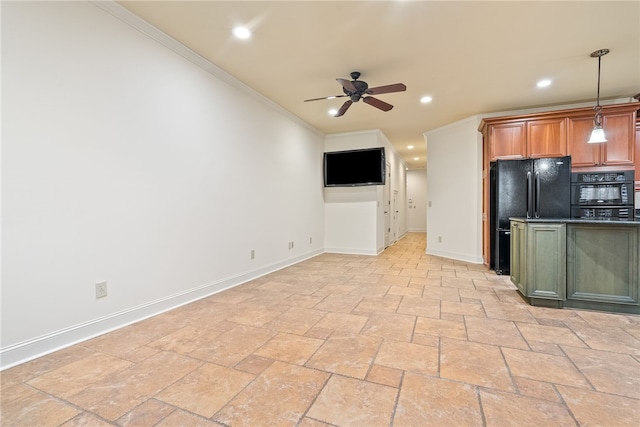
[438,236,442,243]
[251,250,255,259]
[310,237,313,244]
[95,281,108,299]
[291,241,294,249]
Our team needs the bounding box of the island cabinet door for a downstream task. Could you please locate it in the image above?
[525,223,566,300]
[510,221,526,294]
[566,225,639,307]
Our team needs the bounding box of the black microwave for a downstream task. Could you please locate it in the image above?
[570,171,634,207]
[570,182,633,206]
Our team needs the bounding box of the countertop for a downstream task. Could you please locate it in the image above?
[510,217,639,226]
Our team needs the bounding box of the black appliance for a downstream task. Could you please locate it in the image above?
[570,171,634,220]
[490,156,571,275]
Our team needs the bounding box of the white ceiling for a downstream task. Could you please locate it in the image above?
[116,1,640,169]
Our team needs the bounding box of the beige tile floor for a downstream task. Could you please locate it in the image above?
[2,232,640,426]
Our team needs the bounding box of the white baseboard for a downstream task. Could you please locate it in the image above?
[0,249,323,370]
[323,247,381,256]
[426,248,484,264]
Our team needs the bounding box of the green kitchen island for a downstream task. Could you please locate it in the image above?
[510,218,639,314]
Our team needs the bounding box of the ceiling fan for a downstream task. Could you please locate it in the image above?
[304,72,407,117]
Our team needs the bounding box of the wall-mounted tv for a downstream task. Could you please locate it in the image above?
[323,147,386,187]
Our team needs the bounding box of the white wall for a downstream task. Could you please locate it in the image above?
[1,1,325,368]
[424,117,484,263]
[407,169,427,232]
[324,130,407,254]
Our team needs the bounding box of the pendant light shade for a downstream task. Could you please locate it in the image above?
[587,125,606,144]
[587,49,609,144]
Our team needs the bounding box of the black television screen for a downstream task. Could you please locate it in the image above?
[323,147,386,187]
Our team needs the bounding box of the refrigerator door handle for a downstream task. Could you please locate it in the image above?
[526,171,533,218]
[535,171,541,218]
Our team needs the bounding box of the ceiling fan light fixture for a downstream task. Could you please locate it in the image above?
[587,48,609,144]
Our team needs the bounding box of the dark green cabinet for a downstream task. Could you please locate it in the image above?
[510,221,525,294]
[510,220,565,304]
[566,224,639,312]
[510,219,640,314]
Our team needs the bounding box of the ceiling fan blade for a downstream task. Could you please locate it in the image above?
[363,96,393,112]
[304,94,348,102]
[336,78,357,92]
[366,83,407,95]
[334,100,353,117]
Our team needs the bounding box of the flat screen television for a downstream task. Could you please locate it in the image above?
[323,147,386,187]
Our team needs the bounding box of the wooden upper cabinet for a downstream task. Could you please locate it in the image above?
[567,116,600,168]
[489,122,526,160]
[483,118,568,162]
[602,112,635,166]
[482,103,638,165]
[568,110,636,168]
[527,118,567,158]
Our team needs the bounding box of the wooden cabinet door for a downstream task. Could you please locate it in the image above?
[527,118,567,158]
[489,122,526,160]
[602,112,635,166]
[567,116,600,168]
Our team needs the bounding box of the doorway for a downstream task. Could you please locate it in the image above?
[384,162,391,248]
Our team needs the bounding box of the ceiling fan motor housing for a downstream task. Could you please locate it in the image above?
[344,80,369,102]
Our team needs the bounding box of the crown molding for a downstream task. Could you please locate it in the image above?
[90,0,322,136]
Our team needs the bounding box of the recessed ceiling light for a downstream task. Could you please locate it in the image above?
[408,145,414,149]
[232,26,251,39]
[413,157,419,161]
[537,79,551,88]
[328,108,338,116]
[420,96,433,104]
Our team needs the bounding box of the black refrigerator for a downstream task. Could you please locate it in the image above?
[489,156,571,275]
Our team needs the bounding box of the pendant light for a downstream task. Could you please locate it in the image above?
[587,48,609,144]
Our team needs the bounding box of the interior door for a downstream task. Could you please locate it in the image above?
[393,189,399,243]
[384,162,391,247]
